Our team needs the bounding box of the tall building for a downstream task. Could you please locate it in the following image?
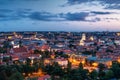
[79,33,86,46]
[90,36,94,41]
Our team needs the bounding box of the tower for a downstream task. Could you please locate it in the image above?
[79,33,86,46]
[81,33,86,41]
[13,32,18,37]
[90,36,94,41]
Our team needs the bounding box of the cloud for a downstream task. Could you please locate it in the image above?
[0,9,64,21]
[91,11,113,15]
[67,0,120,5]
[28,12,58,21]
[105,4,120,9]
[28,11,102,22]
[102,0,120,9]
[87,17,101,22]
[0,9,30,21]
[60,12,89,21]
[105,18,120,21]
[66,0,120,9]
[0,0,40,5]
[0,9,93,22]
[100,0,120,4]
[28,12,90,21]
[67,0,88,5]
[0,9,118,22]
[0,9,13,12]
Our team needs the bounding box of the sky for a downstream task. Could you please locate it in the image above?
[0,0,120,32]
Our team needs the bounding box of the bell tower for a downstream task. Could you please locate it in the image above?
[79,33,86,46]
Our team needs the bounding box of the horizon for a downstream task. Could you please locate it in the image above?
[0,0,120,31]
[0,30,120,33]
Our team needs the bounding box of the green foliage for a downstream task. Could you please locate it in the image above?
[105,70,114,79]
[106,49,113,53]
[26,58,31,65]
[3,41,12,49]
[98,63,105,71]
[19,40,23,47]
[90,70,98,80]
[82,50,96,56]
[3,57,11,62]
[9,71,24,80]
[44,64,54,75]
[0,47,6,53]
[0,65,24,80]
[34,50,42,54]
[110,62,120,79]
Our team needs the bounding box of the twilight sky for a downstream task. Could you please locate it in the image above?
[0,0,120,31]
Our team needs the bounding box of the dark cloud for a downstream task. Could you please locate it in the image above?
[0,9,13,12]
[67,0,120,9]
[0,0,40,5]
[105,18,119,21]
[105,5,120,9]
[0,9,117,22]
[87,17,101,22]
[0,9,30,21]
[28,12,58,21]
[67,0,120,5]
[102,0,120,9]
[67,0,87,5]
[60,12,89,21]
[0,9,92,22]
[100,0,120,4]
[91,11,113,15]
[28,12,101,22]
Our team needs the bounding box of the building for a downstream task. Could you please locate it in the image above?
[79,33,86,46]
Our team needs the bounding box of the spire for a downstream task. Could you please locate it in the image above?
[79,33,86,46]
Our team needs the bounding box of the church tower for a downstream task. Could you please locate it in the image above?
[90,36,94,41]
[81,33,86,41]
[79,33,86,46]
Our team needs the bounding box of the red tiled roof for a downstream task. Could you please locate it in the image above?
[41,45,49,50]
[13,47,28,53]
[55,57,67,61]
[38,75,50,80]
[36,45,50,50]
[11,54,19,60]
[63,50,72,53]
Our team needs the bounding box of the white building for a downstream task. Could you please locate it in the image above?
[79,33,86,46]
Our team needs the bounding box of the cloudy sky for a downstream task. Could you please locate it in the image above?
[0,0,120,31]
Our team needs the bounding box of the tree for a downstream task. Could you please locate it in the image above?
[44,64,54,75]
[78,63,83,70]
[26,58,31,65]
[110,62,120,79]
[105,70,114,80]
[52,62,64,77]
[44,62,65,80]
[0,70,8,80]
[106,49,113,53]
[9,71,24,80]
[67,61,71,73]
[0,65,24,80]
[22,64,33,76]
[98,63,106,79]
[98,63,105,72]
[82,51,92,55]
[68,63,89,80]
[19,40,22,47]
[64,61,71,80]
[90,70,98,80]
[3,41,11,49]
[0,47,6,53]
[34,49,41,54]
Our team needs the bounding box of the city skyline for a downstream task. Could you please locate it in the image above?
[0,0,120,31]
